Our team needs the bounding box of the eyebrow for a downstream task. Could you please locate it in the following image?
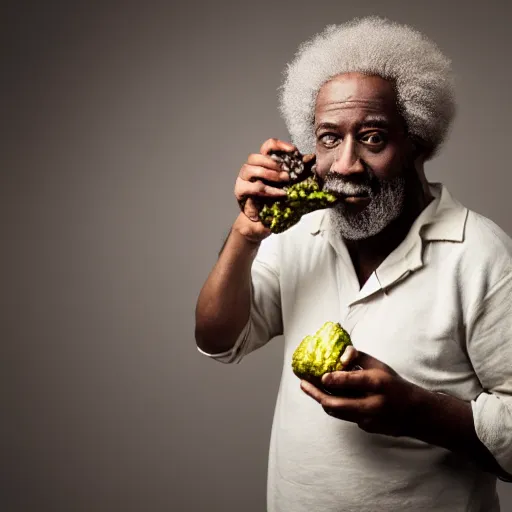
[315,116,390,134]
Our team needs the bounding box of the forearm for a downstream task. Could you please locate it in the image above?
[408,386,512,480]
[195,224,260,354]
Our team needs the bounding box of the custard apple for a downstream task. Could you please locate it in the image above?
[292,321,353,381]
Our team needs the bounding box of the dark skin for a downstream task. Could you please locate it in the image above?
[301,72,512,481]
[313,72,433,287]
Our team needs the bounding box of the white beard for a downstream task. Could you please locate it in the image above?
[324,173,406,240]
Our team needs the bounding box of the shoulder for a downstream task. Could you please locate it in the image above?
[452,208,512,307]
[423,184,512,304]
[426,184,512,277]
[463,209,512,273]
[465,210,512,256]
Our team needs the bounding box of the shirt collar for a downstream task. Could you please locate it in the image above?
[305,182,469,299]
[420,183,469,242]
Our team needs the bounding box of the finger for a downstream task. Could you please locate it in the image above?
[244,197,260,222]
[247,153,289,172]
[260,138,296,156]
[300,378,363,405]
[321,368,382,392]
[300,380,375,421]
[303,153,316,165]
[300,379,329,403]
[239,163,290,185]
[235,177,289,200]
[323,394,383,423]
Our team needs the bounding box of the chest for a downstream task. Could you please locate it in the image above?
[279,242,481,399]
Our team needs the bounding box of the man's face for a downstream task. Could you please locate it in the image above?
[314,72,413,240]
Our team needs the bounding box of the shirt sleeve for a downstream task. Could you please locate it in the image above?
[197,233,284,364]
[467,270,512,478]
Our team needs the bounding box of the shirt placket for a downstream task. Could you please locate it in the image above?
[328,228,426,341]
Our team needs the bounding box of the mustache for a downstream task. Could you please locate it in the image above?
[322,172,374,196]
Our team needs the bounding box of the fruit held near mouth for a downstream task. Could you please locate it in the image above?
[291,321,353,381]
[257,149,339,234]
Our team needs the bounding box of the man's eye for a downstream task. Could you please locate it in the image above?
[318,134,338,146]
[361,132,386,145]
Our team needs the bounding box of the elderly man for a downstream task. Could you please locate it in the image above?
[195,16,512,512]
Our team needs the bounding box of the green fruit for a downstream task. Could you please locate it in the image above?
[248,149,338,235]
[258,177,338,234]
[292,321,352,380]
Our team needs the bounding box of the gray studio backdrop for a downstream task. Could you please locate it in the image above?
[3,1,512,511]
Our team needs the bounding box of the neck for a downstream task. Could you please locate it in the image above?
[344,173,434,286]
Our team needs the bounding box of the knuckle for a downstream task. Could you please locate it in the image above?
[376,371,391,390]
[234,180,243,196]
[234,179,248,196]
[372,395,386,413]
[261,138,278,153]
[320,396,332,409]
[253,167,264,179]
[256,181,266,193]
[369,371,384,390]
[370,376,381,390]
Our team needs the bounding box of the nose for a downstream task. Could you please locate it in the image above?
[330,137,365,176]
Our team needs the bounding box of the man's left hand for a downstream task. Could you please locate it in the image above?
[300,348,421,437]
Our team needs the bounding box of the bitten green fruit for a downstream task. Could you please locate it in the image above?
[254,149,338,234]
[292,321,352,380]
[259,177,338,234]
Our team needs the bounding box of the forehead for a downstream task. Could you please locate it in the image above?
[314,72,401,127]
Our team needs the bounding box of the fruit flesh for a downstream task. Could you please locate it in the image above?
[259,177,338,234]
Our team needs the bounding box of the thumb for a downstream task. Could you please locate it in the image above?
[339,345,359,369]
[354,351,397,375]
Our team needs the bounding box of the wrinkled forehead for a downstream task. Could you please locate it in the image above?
[314,72,401,122]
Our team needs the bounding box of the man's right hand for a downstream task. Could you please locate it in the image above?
[233,138,297,243]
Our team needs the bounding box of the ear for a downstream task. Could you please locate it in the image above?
[406,135,428,165]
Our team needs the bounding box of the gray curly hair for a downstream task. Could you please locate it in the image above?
[278,16,456,160]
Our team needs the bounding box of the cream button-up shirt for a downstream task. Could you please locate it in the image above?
[199,183,512,512]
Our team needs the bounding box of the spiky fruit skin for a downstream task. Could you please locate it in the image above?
[292,322,352,381]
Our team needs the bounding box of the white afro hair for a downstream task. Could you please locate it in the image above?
[278,16,456,160]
